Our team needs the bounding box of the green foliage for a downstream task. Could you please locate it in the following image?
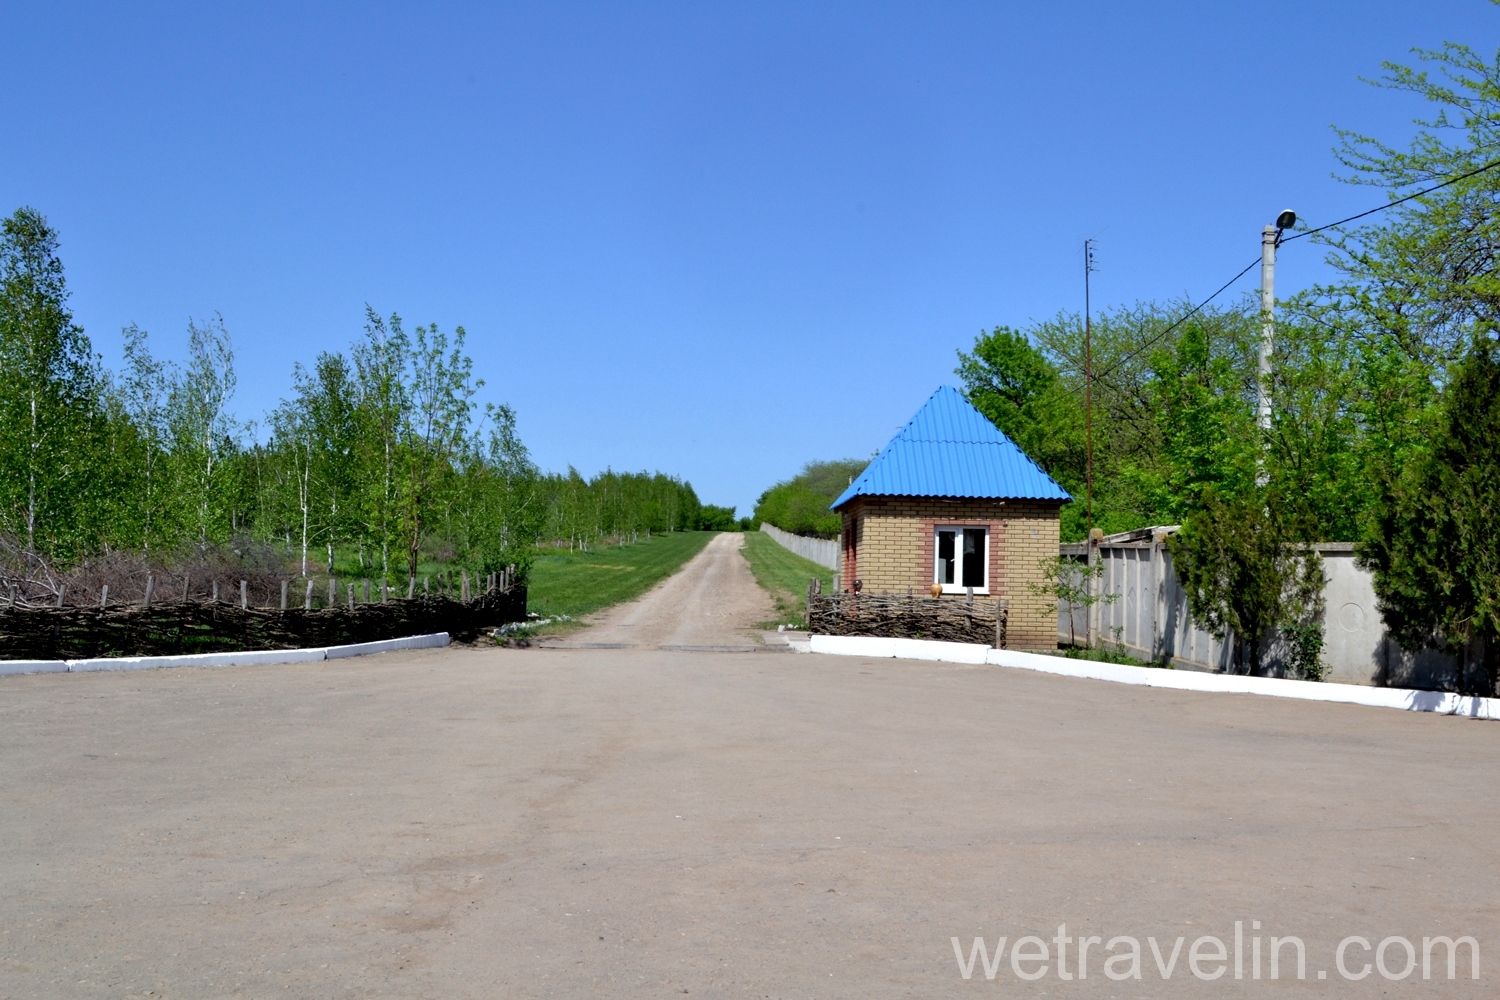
[1357,336,1500,693]
[1169,492,1325,678]
[696,504,739,531]
[0,208,112,561]
[1142,323,1259,520]
[956,304,1268,541]
[957,326,1078,474]
[752,458,867,537]
[0,208,732,596]
[740,530,834,627]
[1027,556,1117,648]
[525,530,717,621]
[1313,36,1500,690]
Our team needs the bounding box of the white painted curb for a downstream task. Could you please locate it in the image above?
[0,659,69,676]
[324,633,450,659]
[68,647,330,672]
[809,633,1500,720]
[808,634,990,664]
[0,633,451,677]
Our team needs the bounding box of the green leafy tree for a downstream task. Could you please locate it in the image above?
[167,314,238,554]
[1170,492,1325,678]
[400,322,479,580]
[351,308,410,574]
[119,324,173,552]
[0,208,106,560]
[957,326,1081,490]
[752,458,867,537]
[1357,336,1500,694]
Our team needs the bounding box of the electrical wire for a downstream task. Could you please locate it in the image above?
[1077,156,1500,388]
[1084,256,1261,386]
[1281,155,1500,243]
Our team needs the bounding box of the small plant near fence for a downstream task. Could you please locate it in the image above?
[1029,555,1119,649]
[806,588,1007,647]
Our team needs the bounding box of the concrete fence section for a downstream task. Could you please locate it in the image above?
[1,633,451,678]
[808,633,1500,720]
[1059,529,1457,689]
[759,524,840,570]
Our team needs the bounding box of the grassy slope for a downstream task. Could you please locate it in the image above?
[740,531,835,628]
[525,531,717,621]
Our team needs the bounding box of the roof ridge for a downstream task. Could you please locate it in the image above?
[831,386,1069,508]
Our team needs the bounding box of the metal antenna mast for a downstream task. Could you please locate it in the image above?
[1083,239,1097,532]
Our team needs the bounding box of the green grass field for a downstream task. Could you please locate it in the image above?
[524,530,718,623]
[739,530,835,629]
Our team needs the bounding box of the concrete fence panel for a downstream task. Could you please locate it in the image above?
[759,524,840,571]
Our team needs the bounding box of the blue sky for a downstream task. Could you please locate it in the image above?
[4,2,1496,515]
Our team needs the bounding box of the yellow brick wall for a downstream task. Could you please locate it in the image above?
[839,496,1062,650]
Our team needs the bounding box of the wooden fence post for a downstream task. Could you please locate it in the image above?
[7,582,14,606]
[100,584,109,608]
[407,576,415,599]
[211,581,219,603]
[55,584,66,608]
[381,581,388,603]
[240,580,248,609]
[281,580,289,610]
[461,570,470,602]
[347,583,355,609]
[362,579,370,603]
[181,575,189,601]
[327,577,335,606]
[995,598,1005,650]
[144,574,155,607]
[305,579,314,610]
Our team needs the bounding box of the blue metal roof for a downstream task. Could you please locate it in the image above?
[831,385,1071,508]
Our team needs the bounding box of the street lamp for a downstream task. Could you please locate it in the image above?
[1257,209,1296,433]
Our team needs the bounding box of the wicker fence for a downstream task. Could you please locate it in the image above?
[807,592,1007,647]
[0,587,527,661]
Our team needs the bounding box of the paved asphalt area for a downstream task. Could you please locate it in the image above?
[1,644,1496,999]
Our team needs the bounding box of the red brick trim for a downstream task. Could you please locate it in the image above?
[991,519,1006,596]
[926,519,1004,594]
[918,520,935,587]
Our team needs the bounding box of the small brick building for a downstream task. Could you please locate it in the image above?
[830,386,1070,649]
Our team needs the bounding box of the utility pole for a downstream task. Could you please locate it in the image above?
[1257,225,1276,433]
[1257,210,1296,436]
[1083,239,1096,533]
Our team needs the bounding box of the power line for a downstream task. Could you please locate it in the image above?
[1085,256,1261,387]
[1282,155,1500,244]
[1078,156,1500,388]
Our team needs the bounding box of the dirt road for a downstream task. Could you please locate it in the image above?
[2,644,1497,998]
[557,531,776,648]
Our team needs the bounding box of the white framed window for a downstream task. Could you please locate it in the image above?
[934,526,989,595]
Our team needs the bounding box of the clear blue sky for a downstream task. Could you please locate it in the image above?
[4,2,1496,515]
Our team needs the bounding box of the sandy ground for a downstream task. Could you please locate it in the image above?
[1,642,1498,999]
[553,532,777,649]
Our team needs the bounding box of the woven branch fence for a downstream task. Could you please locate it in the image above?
[807,592,1007,647]
[0,587,527,660]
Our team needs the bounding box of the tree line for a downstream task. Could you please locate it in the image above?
[0,210,730,593]
[956,40,1500,686]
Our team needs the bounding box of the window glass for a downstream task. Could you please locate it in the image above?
[936,530,955,584]
[962,528,985,588]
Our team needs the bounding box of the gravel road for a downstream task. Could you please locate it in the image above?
[555,531,777,648]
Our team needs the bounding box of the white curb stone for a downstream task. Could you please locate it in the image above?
[809,633,1500,720]
[0,660,70,676]
[0,633,451,677]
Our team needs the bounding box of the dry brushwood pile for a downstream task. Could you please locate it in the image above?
[807,592,1007,647]
[0,588,527,661]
